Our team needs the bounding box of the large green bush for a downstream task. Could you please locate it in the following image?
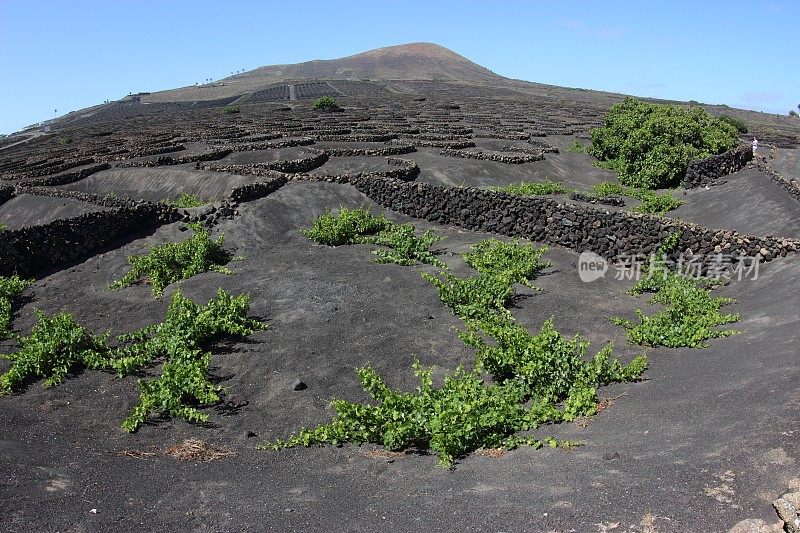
[589,98,739,189]
[718,114,748,134]
[312,96,339,110]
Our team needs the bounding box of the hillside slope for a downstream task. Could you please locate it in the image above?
[142,43,507,104]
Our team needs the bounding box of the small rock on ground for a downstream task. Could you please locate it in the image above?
[728,518,782,533]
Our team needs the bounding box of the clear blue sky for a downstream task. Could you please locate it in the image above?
[1,0,798,134]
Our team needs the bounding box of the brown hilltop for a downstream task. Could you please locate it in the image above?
[246,42,504,84]
[142,42,508,104]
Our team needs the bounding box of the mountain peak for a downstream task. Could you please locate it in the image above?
[352,42,470,61]
[242,42,503,85]
[142,42,506,103]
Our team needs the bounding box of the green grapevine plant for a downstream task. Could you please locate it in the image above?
[110,224,233,297]
[304,208,445,267]
[162,193,208,208]
[0,275,33,339]
[591,180,683,215]
[0,289,264,431]
[611,233,740,347]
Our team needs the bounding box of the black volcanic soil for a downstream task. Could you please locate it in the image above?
[414,146,619,191]
[62,167,262,203]
[1,77,799,532]
[1,181,798,532]
[670,167,800,238]
[0,194,110,229]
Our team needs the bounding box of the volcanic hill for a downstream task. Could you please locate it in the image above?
[140,43,511,104]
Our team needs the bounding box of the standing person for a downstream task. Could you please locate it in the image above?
[752,137,759,155]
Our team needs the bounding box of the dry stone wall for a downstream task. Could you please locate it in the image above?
[750,130,798,149]
[420,126,473,135]
[221,137,315,152]
[1,174,290,277]
[229,176,288,203]
[316,134,397,143]
[197,151,328,175]
[352,176,798,262]
[387,128,421,135]
[0,205,168,277]
[116,149,233,168]
[20,162,110,187]
[439,148,544,164]
[753,156,800,203]
[0,184,14,206]
[526,139,560,153]
[384,157,421,181]
[412,134,465,141]
[474,132,530,140]
[16,186,177,214]
[393,138,475,149]
[319,145,416,157]
[215,132,283,144]
[570,191,625,207]
[312,128,351,136]
[9,157,96,180]
[123,144,186,158]
[683,144,753,188]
